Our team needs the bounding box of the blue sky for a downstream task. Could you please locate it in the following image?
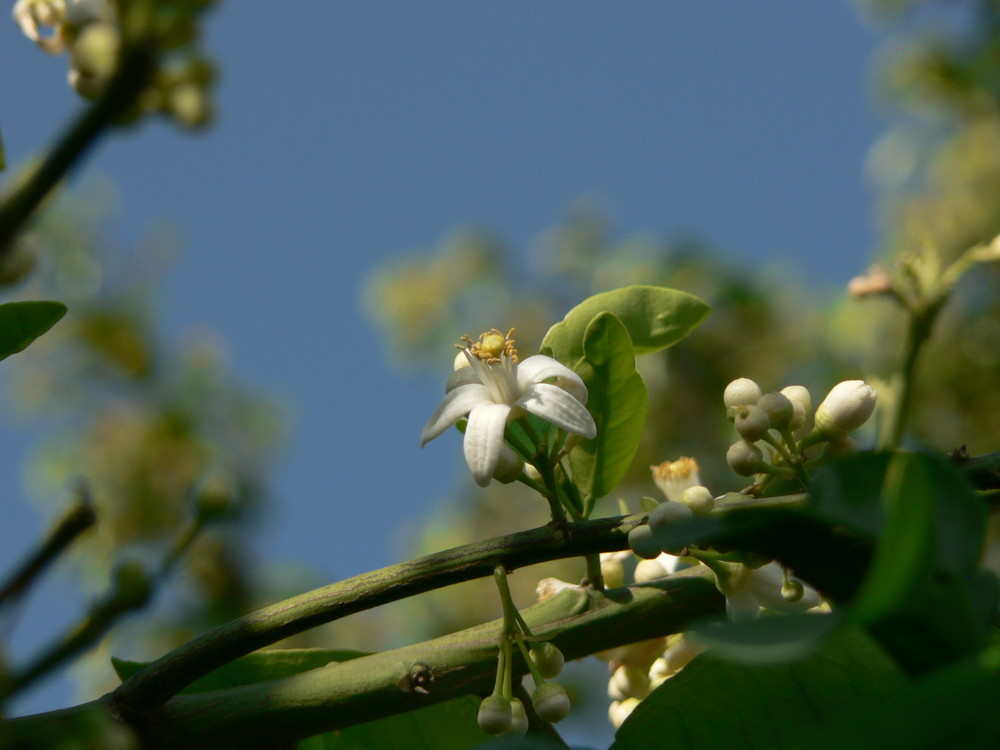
[0,1,894,720]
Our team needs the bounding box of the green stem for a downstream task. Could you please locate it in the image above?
[0,48,155,255]
[110,513,644,720]
[880,305,940,449]
[0,489,95,609]
[13,577,720,748]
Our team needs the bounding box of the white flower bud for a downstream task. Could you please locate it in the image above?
[609,698,641,729]
[634,558,668,583]
[491,444,523,484]
[733,404,770,442]
[815,380,877,437]
[610,664,651,701]
[726,440,764,476]
[600,551,628,588]
[478,695,512,735]
[780,385,811,432]
[506,698,528,736]
[724,378,762,407]
[756,392,794,429]
[532,682,570,723]
[677,485,714,516]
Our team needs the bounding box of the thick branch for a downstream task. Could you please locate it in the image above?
[9,575,722,748]
[110,513,646,720]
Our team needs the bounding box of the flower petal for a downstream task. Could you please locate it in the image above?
[445,366,482,393]
[517,382,596,438]
[419,384,490,447]
[463,402,512,486]
[517,355,588,405]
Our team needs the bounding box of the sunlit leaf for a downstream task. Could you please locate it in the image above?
[568,312,648,508]
[540,285,709,366]
[0,300,67,361]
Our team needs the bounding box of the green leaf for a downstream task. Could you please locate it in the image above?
[692,612,844,665]
[298,696,483,750]
[784,646,1000,749]
[0,300,67,361]
[807,453,889,538]
[568,312,648,507]
[612,628,907,750]
[540,285,710,366]
[112,648,369,694]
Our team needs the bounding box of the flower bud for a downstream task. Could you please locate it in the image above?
[756,392,794,430]
[609,697,641,729]
[733,404,770,442]
[647,499,693,531]
[677,485,714,516]
[491,444,524,484]
[532,682,570,723]
[815,380,877,437]
[726,440,765,476]
[600,551,627,588]
[530,642,565,679]
[478,694,512,735]
[724,378,762,407]
[780,385,811,432]
[628,523,661,560]
[506,698,528,736]
[609,664,651,701]
[633,558,668,583]
[70,21,119,79]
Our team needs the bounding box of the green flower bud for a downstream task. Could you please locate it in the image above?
[532,682,570,723]
[677,485,714,516]
[530,642,565,679]
[628,523,661,559]
[647,499,694,531]
[478,694,512,735]
[506,698,528,736]
[70,21,119,79]
[733,404,770,442]
[727,440,765,476]
[724,378,762,408]
[756,392,794,429]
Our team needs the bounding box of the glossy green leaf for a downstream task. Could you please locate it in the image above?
[0,300,67,361]
[568,312,648,507]
[540,285,710,366]
[112,648,368,694]
[612,629,906,750]
[807,453,889,538]
[297,696,483,750]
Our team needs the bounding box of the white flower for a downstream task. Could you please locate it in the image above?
[13,0,68,54]
[421,329,596,487]
[721,562,821,621]
[650,457,701,502]
[814,380,877,438]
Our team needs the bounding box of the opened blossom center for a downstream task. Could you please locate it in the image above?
[420,329,597,486]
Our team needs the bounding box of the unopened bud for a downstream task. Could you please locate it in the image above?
[726,440,765,476]
[530,642,565,679]
[506,698,528,736]
[724,378,762,408]
[609,664,651,701]
[733,404,770,441]
[780,385,811,432]
[609,697,641,728]
[532,682,570,723]
[814,380,877,437]
[71,21,119,79]
[677,485,714,516]
[647,499,693,531]
[633,558,668,583]
[478,694,512,735]
[628,523,662,560]
[757,392,794,430]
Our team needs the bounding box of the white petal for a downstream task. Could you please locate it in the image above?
[517,383,596,438]
[516,355,589,405]
[725,589,761,622]
[419,384,490,447]
[746,562,821,613]
[445,366,482,393]
[463,402,512,486]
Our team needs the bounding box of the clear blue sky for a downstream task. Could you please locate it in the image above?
[1,0,899,720]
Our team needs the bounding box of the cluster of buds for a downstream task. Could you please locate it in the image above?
[12,0,216,128]
[479,568,572,736]
[724,378,877,485]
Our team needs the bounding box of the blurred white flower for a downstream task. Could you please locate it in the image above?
[722,561,821,621]
[651,456,700,501]
[421,329,595,487]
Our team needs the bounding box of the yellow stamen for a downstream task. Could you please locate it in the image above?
[651,457,699,483]
[461,328,519,364]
